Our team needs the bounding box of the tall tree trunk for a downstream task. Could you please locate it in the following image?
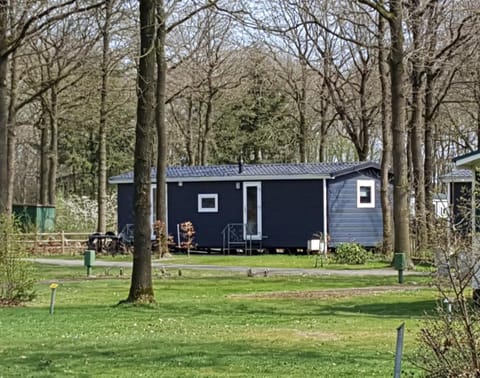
[317,78,330,163]
[476,64,480,147]
[298,61,308,163]
[155,0,168,256]
[0,0,9,215]
[476,71,480,147]
[126,0,156,303]
[408,4,427,253]
[388,0,411,257]
[200,92,213,166]
[378,7,393,254]
[424,71,435,235]
[423,2,439,241]
[39,112,49,205]
[200,66,214,166]
[48,85,58,205]
[7,49,17,210]
[359,0,410,260]
[97,0,113,233]
[358,71,370,161]
[196,100,203,165]
[186,97,193,165]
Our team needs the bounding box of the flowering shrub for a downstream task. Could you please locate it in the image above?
[56,193,117,232]
[180,221,196,255]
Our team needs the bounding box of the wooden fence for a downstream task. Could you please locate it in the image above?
[17,232,90,255]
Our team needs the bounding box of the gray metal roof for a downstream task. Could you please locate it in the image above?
[452,150,480,169]
[440,169,472,182]
[109,161,381,184]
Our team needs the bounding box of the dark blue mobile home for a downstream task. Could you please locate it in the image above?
[109,162,385,251]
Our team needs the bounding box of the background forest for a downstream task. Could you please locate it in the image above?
[0,0,479,248]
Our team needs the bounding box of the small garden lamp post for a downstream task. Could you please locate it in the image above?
[49,283,58,315]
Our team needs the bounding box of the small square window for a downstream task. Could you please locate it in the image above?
[198,194,218,213]
[357,180,375,208]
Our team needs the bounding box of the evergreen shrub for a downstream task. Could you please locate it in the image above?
[0,216,35,303]
[334,242,370,265]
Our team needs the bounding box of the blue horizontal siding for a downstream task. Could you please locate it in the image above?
[328,172,383,248]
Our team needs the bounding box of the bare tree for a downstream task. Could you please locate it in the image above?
[257,1,318,163]
[153,0,220,257]
[377,1,393,254]
[406,0,428,252]
[97,0,113,233]
[155,0,167,256]
[357,0,411,257]
[22,13,100,205]
[126,0,156,303]
[422,1,477,242]
[0,0,9,214]
[0,0,104,216]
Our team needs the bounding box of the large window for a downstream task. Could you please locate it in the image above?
[198,193,218,213]
[357,180,375,208]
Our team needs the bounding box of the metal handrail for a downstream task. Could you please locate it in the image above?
[222,223,247,254]
[221,223,265,255]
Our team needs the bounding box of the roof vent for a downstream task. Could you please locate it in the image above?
[238,156,244,174]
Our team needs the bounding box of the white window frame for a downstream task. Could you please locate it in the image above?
[243,182,262,240]
[150,184,159,240]
[357,180,375,208]
[198,193,218,213]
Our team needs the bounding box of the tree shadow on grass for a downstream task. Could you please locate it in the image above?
[316,299,438,317]
[0,337,409,377]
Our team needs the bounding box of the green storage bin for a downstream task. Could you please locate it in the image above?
[84,250,96,267]
[393,253,406,270]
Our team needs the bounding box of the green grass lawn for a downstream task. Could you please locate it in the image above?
[36,251,436,273]
[49,252,410,270]
[158,253,396,270]
[2,264,434,377]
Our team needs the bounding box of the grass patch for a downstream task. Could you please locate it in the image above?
[65,253,393,270]
[0,264,436,377]
[159,253,394,270]
[34,252,434,273]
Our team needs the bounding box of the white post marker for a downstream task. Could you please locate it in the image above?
[394,322,405,378]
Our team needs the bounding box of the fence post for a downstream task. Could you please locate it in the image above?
[61,231,65,255]
[34,232,38,254]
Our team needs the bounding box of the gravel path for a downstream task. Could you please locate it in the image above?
[30,258,428,277]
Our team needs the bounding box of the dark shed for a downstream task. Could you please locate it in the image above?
[441,168,472,233]
[444,150,480,298]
